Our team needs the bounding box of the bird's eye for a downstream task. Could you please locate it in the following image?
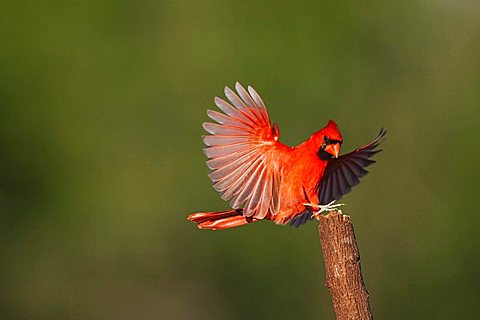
[324,135,329,141]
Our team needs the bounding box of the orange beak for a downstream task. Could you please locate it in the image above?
[324,143,340,158]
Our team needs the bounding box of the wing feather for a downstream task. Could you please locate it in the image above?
[225,87,266,125]
[203,83,291,219]
[270,172,281,214]
[231,159,266,207]
[231,85,268,125]
[248,86,267,112]
[333,169,344,198]
[207,109,252,129]
[203,135,250,147]
[244,165,268,216]
[247,85,270,124]
[206,148,257,170]
[203,122,252,135]
[214,97,255,126]
[257,173,273,219]
[204,143,252,158]
[211,154,262,190]
[208,151,260,182]
[235,83,257,110]
[221,156,264,202]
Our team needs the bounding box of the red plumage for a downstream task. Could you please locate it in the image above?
[188,83,385,230]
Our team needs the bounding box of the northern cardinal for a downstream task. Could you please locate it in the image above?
[188,83,385,230]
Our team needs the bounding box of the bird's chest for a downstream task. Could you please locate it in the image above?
[279,155,326,207]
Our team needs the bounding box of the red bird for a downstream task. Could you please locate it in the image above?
[188,83,385,230]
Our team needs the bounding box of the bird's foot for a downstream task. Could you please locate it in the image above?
[304,200,345,220]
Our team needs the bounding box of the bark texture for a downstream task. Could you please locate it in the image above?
[318,211,373,320]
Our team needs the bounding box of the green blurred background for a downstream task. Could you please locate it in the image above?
[1,1,479,319]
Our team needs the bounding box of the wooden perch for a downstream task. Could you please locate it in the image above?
[318,211,373,320]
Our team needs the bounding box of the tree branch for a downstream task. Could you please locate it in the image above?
[318,211,373,320]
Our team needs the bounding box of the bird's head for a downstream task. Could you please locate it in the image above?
[312,120,343,160]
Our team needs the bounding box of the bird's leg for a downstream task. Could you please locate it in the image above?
[304,200,345,220]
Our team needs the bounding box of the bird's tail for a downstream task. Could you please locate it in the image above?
[187,209,256,230]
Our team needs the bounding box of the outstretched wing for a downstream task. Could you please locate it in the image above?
[203,83,291,219]
[290,128,386,227]
[318,128,386,204]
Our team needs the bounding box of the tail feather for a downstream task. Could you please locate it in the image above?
[187,209,257,230]
[187,209,242,224]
